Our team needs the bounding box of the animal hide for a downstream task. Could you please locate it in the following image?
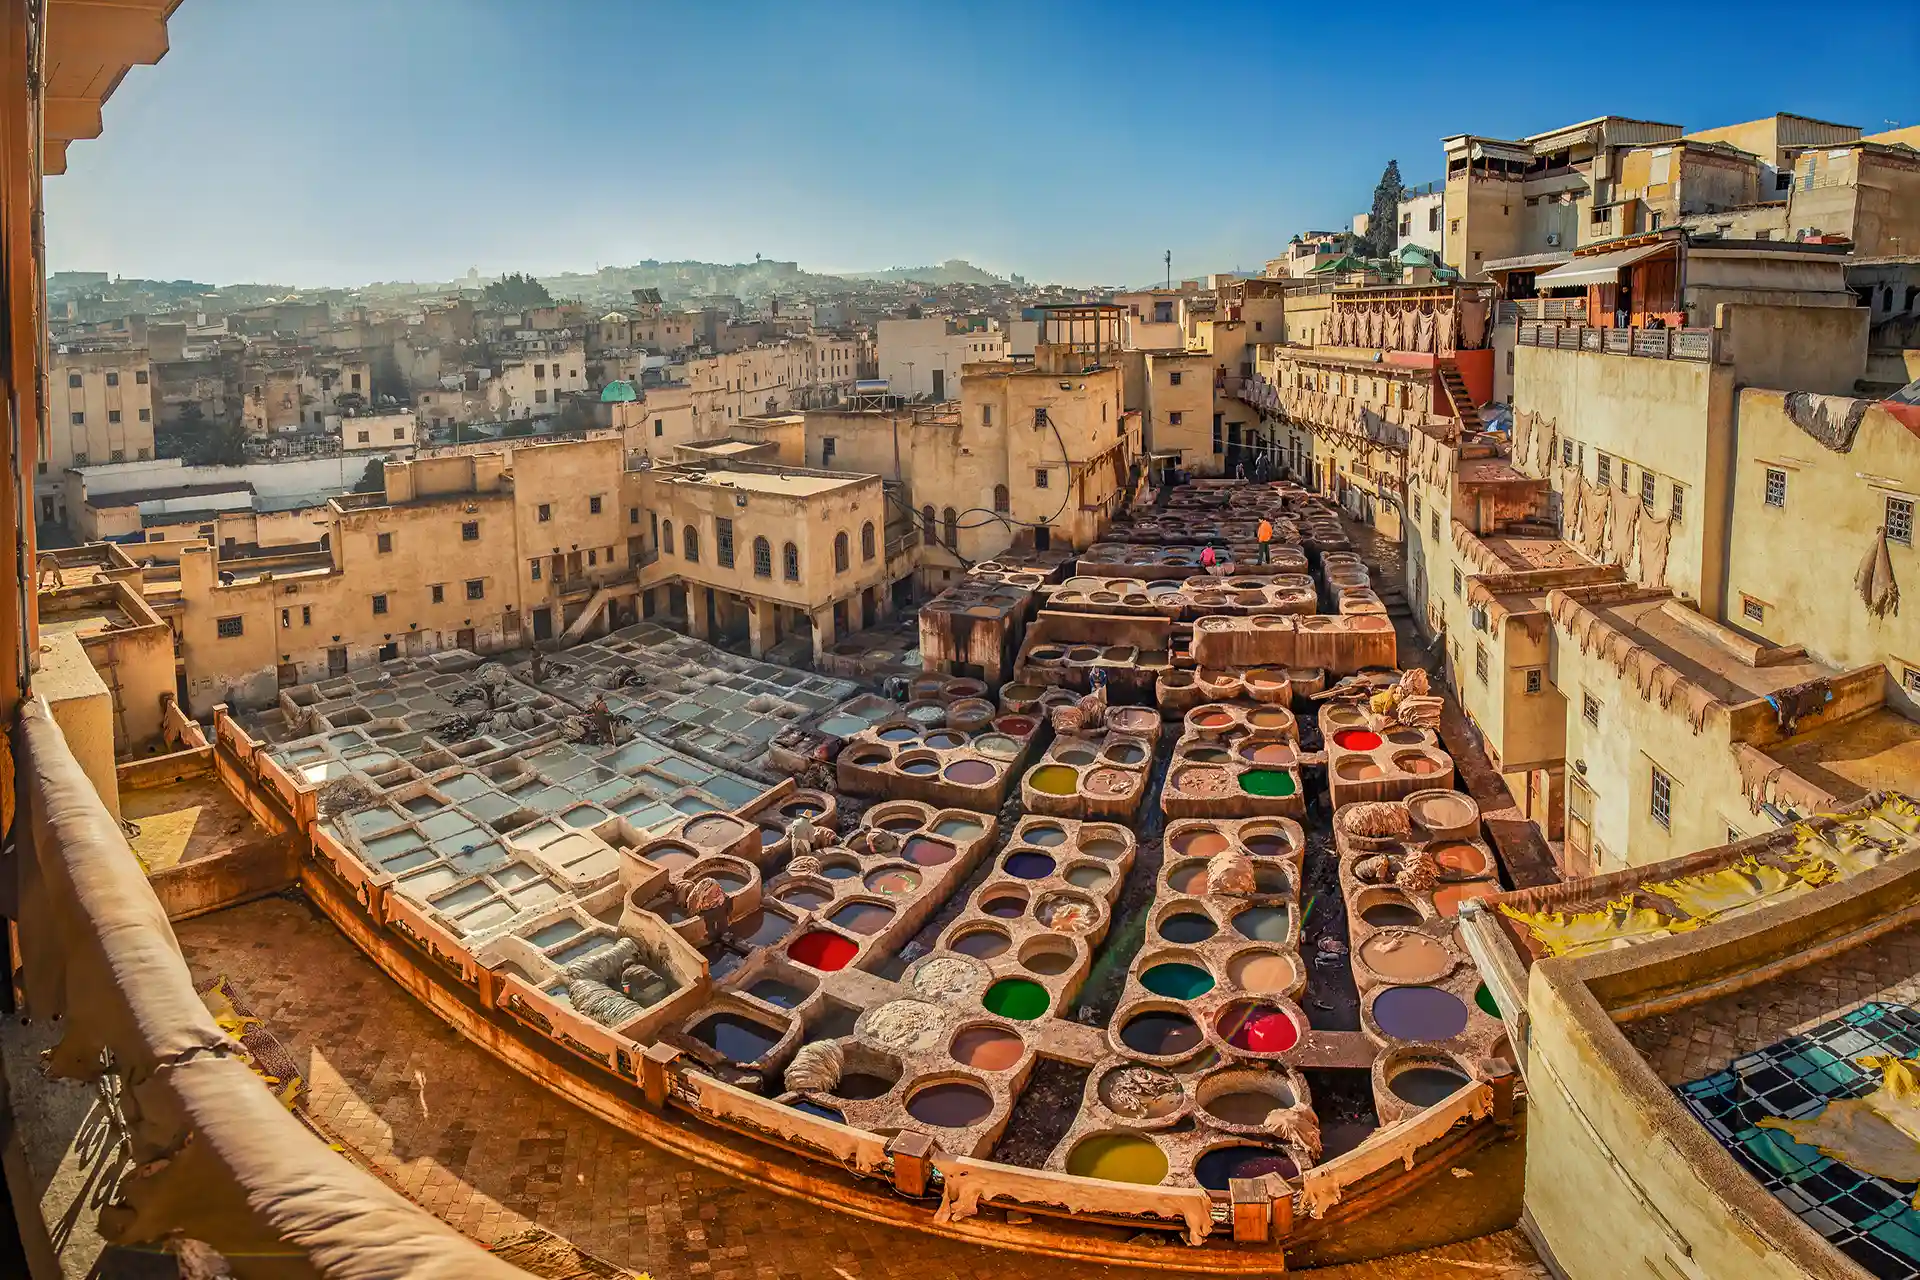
[1578,480,1610,559]
[1784,390,1873,453]
[1857,527,1902,618]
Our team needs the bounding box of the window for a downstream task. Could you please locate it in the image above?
[1168,411,1184,426]
[354,429,369,443]
[944,507,958,549]
[538,503,551,522]
[137,447,150,460]
[529,559,542,581]
[377,532,393,553]
[108,409,122,424]
[587,549,597,566]
[654,418,664,437]
[431,584,444,603]
[683,527,700,563]
[534,389,548,404]
[820,435,837,464]
[833,531,850,572]
[1888,496,1914,547]
[70,411,84,426]
[1034,468,1050,489]
[67,372,81,388]
[351,373,361,391]
[372,594,389,615]
[716,516,735,567]
[1525,669,1543,695]
[1906,666,1920,698]
[922,504,935,540]
[1670,483,1685,524]
[1596,453,1611,487]
[1475,644,1488,683]
[1764,467,1787,508]
[461,521,479,541]
[110,449,123,462]
[1431,511,1441,541]
[393,427,404,440]
[662,520,675,554]
[1430,206,1442,232]
[1562,439,1574,468]
[1582,692,1601,727]
[753,536,772,577]
[993,485,1009,513]
[216,616,244,638]
[73,451,87,465]
[628,506,639,525]
[534,363,546,378]
[982,405,993,427]
[1169,371,1182,387]
[1452,567,1463,596]
[135,369,148,385]
[1650,765,1672,830]
[1742,595,1766,623]
[465,579,484,601]
[1034,407,1048,429]
[861,521,875,562]
[139,408,152,422]
[589,495,602,515]
[1640,470,1656,512]
[783,541,799,581]
[301,605,311,626]
[1412,491,1422,521]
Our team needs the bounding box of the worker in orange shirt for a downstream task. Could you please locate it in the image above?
[1256,517,1273,565]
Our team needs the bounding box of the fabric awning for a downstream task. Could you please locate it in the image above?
[1471,141,1535,166]
[1535,242,1674,289]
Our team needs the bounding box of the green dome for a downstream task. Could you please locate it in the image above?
[600,380,637,403]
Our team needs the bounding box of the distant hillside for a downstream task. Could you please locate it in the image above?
[843,259,1007,286]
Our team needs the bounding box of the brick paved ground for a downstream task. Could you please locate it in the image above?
[1627,920,1920,1085]
[174,896,1544,1279]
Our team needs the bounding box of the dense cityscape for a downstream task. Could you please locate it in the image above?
[6,5,1920,1280]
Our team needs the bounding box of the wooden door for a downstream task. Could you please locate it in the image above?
[455,627,475,651]
[1565,775,1595,877]
[327,647,348,678]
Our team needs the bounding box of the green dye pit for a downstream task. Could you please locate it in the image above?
[1475,984,1501,1018]
[982,978,1050,1021]
[1239,769,1297,797]
[1140,962,1215,1000]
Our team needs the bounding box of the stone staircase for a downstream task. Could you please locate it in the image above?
[1438,360,1482,432]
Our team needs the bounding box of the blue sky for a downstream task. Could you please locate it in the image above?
[46,0,1920,287]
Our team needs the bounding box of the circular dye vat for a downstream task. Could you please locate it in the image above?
[1239,770,1297,798]
[833,1072,896,1100]
[1003,851,1057,880]
[933,817,985,840]
[864,867,921,896]
[783,801,825,819]
[1373,986,1470,1042]
[1104,741,1148,766]
[819,860,861,880]
[1166,862,1208,894]
[951,1025,1025,1071]
[1120,1010,1203,1057]
[1433,881,1497,916]
[995,715,1036,737]
[1029,765,1080,795]
[1098,1065,1185,1120]
[981,896,1026,919]
[1390,1064,1472,1107]
[777,885,833,911]
[1185,746,1234,764]
[1240,742,1298,766]
[877,726,918,743]
[923,731,967,750]
[1393,752,1446,776]
[830,901,895,936]
[684,815,743,844]
[1333,729,1383,750]
[951,929,1010,959]
[1066,1134,1168,1185]
[971,734,1020,760]
[899,757,939,776]
[1232,906,1292,943]
[1195,1146,1297,1191]
[1140,962,1215,1000]
[1192,709,1234,729]
[705,868,750,893]
[1475,984,1502,1018]
[1205,1091,1288,1127]
[1023,823,1068,847]
[1243,830,1293,858]
[788,931,857,971]
[1023,948,1074,976]
[734,910,794,949]
[1158,912,1218,944]
[1079,836,1126,860]
[906,1082,993,1128]
[759,828,783,847]
[1430,841,1489,877]
[904,838,956,868]
[690,1013,784,1064]
[1228,950,1297,994]
[943,759,997,786]
[982,978,1050,1021]
[1357,930,1452,983]
[1361,900,1423,927]
[1246,707,1294,729]
[1171,828,1229,857]
[1217,1002,1301,1053]
[1054,747,1098,767]
[1065,864,1110,891]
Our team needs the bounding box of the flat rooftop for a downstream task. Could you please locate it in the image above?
[1590,595,1833,706]
[1764,707,1920,805]
[1481,534,1590,572]
[666,468,866,497]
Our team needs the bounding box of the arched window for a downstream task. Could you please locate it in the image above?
[993,484,1009,513]
[861,522,876,562]
[753,536,772,577]
[782,541,799,582]
[834,531,850,573]
[683,526,700,563]
[943,507,958,549]
[661,520,674,555]
[921,504,935,540]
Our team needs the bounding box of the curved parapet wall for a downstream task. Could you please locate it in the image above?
[11,698,531,1278]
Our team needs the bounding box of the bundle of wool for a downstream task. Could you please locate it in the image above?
[784,1040,845,1094]
[1340,802,1411,840]
[1394,847,1439,894]
[1205,849,1257,896]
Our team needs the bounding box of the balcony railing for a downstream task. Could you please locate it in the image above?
[1502,298,1589,323]
[11,698,524,1277]
[1516,321,1716,362]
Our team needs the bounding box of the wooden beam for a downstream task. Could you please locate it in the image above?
[42,95,100,142]
[47,1,169,69]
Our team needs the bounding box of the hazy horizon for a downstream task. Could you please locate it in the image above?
[45,0,1919,287]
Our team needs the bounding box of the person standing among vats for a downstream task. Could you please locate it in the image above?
[1256,517,1273,565]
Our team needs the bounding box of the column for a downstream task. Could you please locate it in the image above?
[811,602,836,663]
[747,598,776,659]
[688,588,712,641]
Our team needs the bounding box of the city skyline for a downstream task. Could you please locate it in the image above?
[45,0,1918,287]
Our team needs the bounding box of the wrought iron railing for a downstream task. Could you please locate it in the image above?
[1516,321,1715,362]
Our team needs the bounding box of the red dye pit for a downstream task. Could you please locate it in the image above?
[788,930,857,971]
[1332,729,1383,750]
[994,716,1036,736]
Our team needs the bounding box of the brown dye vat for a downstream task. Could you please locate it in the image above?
[830,901,895,935]
[1356,930,1452,983]
[1433,881,1497,916]
[1430,841,1489,876]
[950,1026,1025,1071]
[943,758,998,786]
[1360,899,1423,927]
[1083,768,1137,797]
[1172,767,1234,797]
[904,838,956,867]
[907,1082,994,1128]
[1240,742,1298,766]
[649,847,696,871]
[1392,751,1446,776]
[981,895,1027,918]
[1228,950,1297,994]
[952,928,1011,958]
[1023,947,1075,975]
[1079,836,1126,860]
[1167,861,1208,894]
[1243,830,1294,858]
[1206,1092,1286,1126]
[1171,828,1228,857]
